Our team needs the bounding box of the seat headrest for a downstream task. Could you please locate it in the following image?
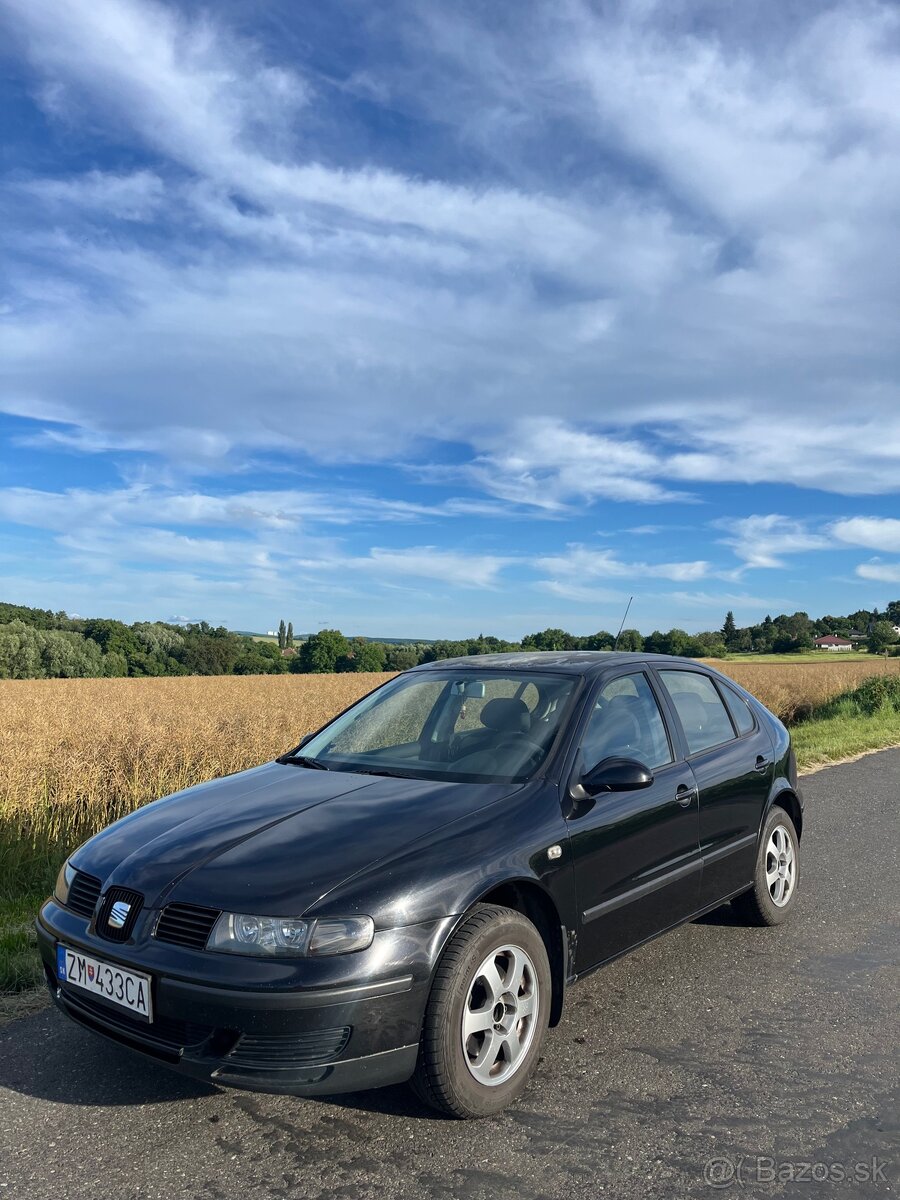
[672,692,706,729]
[480,697,530,734]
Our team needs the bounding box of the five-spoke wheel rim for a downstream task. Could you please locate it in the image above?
[461,944,539,1087]
[765,824,796,907]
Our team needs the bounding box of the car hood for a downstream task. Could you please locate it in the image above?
[71,761,516,916]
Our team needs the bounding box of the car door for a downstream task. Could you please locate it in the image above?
[565,669,701,973]
[654,668,773,908]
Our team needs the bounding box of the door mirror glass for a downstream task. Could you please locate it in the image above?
[581,756,654,795]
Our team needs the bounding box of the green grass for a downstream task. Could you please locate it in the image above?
[0,847,61,1001]
[792,674,900,769]
[0,893,46,996]
[793,709,900,770]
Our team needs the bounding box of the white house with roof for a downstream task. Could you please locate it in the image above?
[813,634,853,651]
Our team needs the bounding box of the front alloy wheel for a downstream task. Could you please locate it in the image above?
[413,904,551,1118]
[462,943,540,1086]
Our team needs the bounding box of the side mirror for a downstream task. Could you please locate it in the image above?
[578,756,654,797]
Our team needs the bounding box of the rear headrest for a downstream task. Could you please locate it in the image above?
[480,697,530,734]
[672,692,706,729]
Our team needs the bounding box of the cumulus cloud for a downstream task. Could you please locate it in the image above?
[0,0,897,495]
[463,420,690,509]
[855,560,900,584]
[716,514,831,570]
[1,0,899,630]
[832,517,900,553]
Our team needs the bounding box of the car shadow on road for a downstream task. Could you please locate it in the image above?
[693,904,744,927]
[0,1007,445,1119]
[0,1008,217,1107]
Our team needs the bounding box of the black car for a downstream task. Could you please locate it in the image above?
[37,652,803,1117]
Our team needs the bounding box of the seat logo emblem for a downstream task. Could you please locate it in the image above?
[109,901,131,929]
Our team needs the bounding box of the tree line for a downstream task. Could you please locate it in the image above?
[0,598,897,680]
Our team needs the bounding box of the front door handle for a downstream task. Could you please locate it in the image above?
[754,756,772,773]
[675,784,697,807]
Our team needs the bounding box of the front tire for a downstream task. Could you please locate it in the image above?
[412,904,551,1118]
[732,806,800,926]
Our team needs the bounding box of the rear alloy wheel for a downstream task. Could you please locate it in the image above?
[412,904,551,1117]
[732,806,800,926]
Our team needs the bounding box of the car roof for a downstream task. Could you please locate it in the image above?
[411,650,712,677]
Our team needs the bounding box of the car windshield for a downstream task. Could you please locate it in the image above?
[293,671,579,784]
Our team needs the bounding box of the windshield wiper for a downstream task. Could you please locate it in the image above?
[350,767,411,778]
[277,753,330,770]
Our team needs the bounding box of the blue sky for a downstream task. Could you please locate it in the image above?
[1,0,899,639]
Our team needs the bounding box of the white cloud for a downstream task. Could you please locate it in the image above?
[535,547,710,597]
[0,0,898,513]
[855,560,900,584]
[19,170,166,221]
[716,514,831,570]
[295,546,512,590]
[832,517,900,553]
[465,420,691,510]
[0,484,461,533]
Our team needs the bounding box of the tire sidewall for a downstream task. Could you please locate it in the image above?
[432,910,551,1117]
[755,807,800,924]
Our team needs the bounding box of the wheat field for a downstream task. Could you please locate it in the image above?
[714,656,900,722]
[2,658,899,891]
[0,674,392,888]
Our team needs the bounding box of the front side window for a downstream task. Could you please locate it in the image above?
[298,671,578,784]
[580,672,673,772]
[659,670,736,755]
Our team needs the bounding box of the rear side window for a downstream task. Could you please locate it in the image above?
[659,670,736,755]
[721,684,755,736]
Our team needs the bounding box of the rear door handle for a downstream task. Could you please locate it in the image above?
[675,784,697,807]
[754,756,772,773]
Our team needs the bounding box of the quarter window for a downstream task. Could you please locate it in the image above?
[659,671,736,755]
[721,684,755,736]
[581,673,673,771]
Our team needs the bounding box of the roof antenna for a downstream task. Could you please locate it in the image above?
[613,595,634,650]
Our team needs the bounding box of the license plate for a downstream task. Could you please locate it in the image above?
[57,944,152,1021]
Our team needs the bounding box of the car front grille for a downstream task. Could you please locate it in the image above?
[227,1027,351,1069]
[154,902,220,950]
[66,871,102,919]
[95,887,144,942]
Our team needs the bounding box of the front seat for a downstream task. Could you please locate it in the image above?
[479,697,531,736]
[454,697,534,774]
[583,699,640,767]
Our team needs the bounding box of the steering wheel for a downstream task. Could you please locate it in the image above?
[489,733,545,766]
[454,732,544,773]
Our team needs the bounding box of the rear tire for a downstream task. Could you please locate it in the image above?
[411,904,551,1118]
[732,806,800,926]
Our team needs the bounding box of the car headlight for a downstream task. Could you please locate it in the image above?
[207,912,374,957]
[54,859,76,906]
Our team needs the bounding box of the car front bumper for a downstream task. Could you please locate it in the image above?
[37,900,453,1096]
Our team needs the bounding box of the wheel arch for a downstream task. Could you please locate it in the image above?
[765,786,803,840]
[466,877,568,1027]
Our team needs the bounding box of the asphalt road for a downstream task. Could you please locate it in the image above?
[1,750,898,1200]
